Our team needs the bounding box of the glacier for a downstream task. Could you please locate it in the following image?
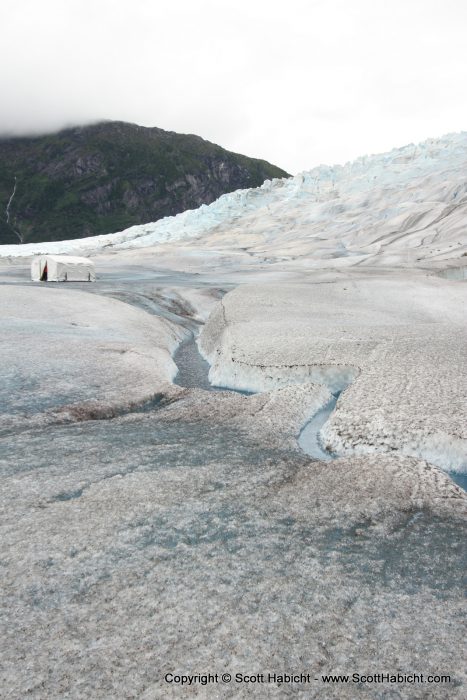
[1,132,467,699]
[1,131,467,267]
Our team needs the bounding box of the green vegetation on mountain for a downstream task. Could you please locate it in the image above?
[0,121,289,244]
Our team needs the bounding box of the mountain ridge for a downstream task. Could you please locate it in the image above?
[0,120,289,245]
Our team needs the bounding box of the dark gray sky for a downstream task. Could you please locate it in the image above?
[2,0,467,173]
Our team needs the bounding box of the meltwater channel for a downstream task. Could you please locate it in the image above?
[59,273,466,491]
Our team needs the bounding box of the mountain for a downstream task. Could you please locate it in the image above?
[0,121,289,245]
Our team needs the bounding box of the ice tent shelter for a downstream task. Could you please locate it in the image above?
[31,255,96,282]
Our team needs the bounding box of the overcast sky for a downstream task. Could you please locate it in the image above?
[2,0,467,173]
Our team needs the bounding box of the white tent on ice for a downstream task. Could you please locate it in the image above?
[31,255,96,282]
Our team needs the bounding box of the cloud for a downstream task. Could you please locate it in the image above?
[1,0,467,172]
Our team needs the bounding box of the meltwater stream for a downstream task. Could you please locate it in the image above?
[298,387,466,489]
[298,393,340,461]
[174,335,253,395]
[173,334,345,465]
[173,337,215,391]
[174,333,466,489]
[28,273,462,489]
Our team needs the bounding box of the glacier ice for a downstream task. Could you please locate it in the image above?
[1,131,467,699]
[1,131,467,267]
[199,279,467,475]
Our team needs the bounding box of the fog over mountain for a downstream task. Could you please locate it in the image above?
[2,0,467,172]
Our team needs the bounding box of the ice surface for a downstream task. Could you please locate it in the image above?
[1,132,467,698]
[0,285,184,432]
[1,399,465,699]
[1,274,466,699]
[200,277,467,474]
